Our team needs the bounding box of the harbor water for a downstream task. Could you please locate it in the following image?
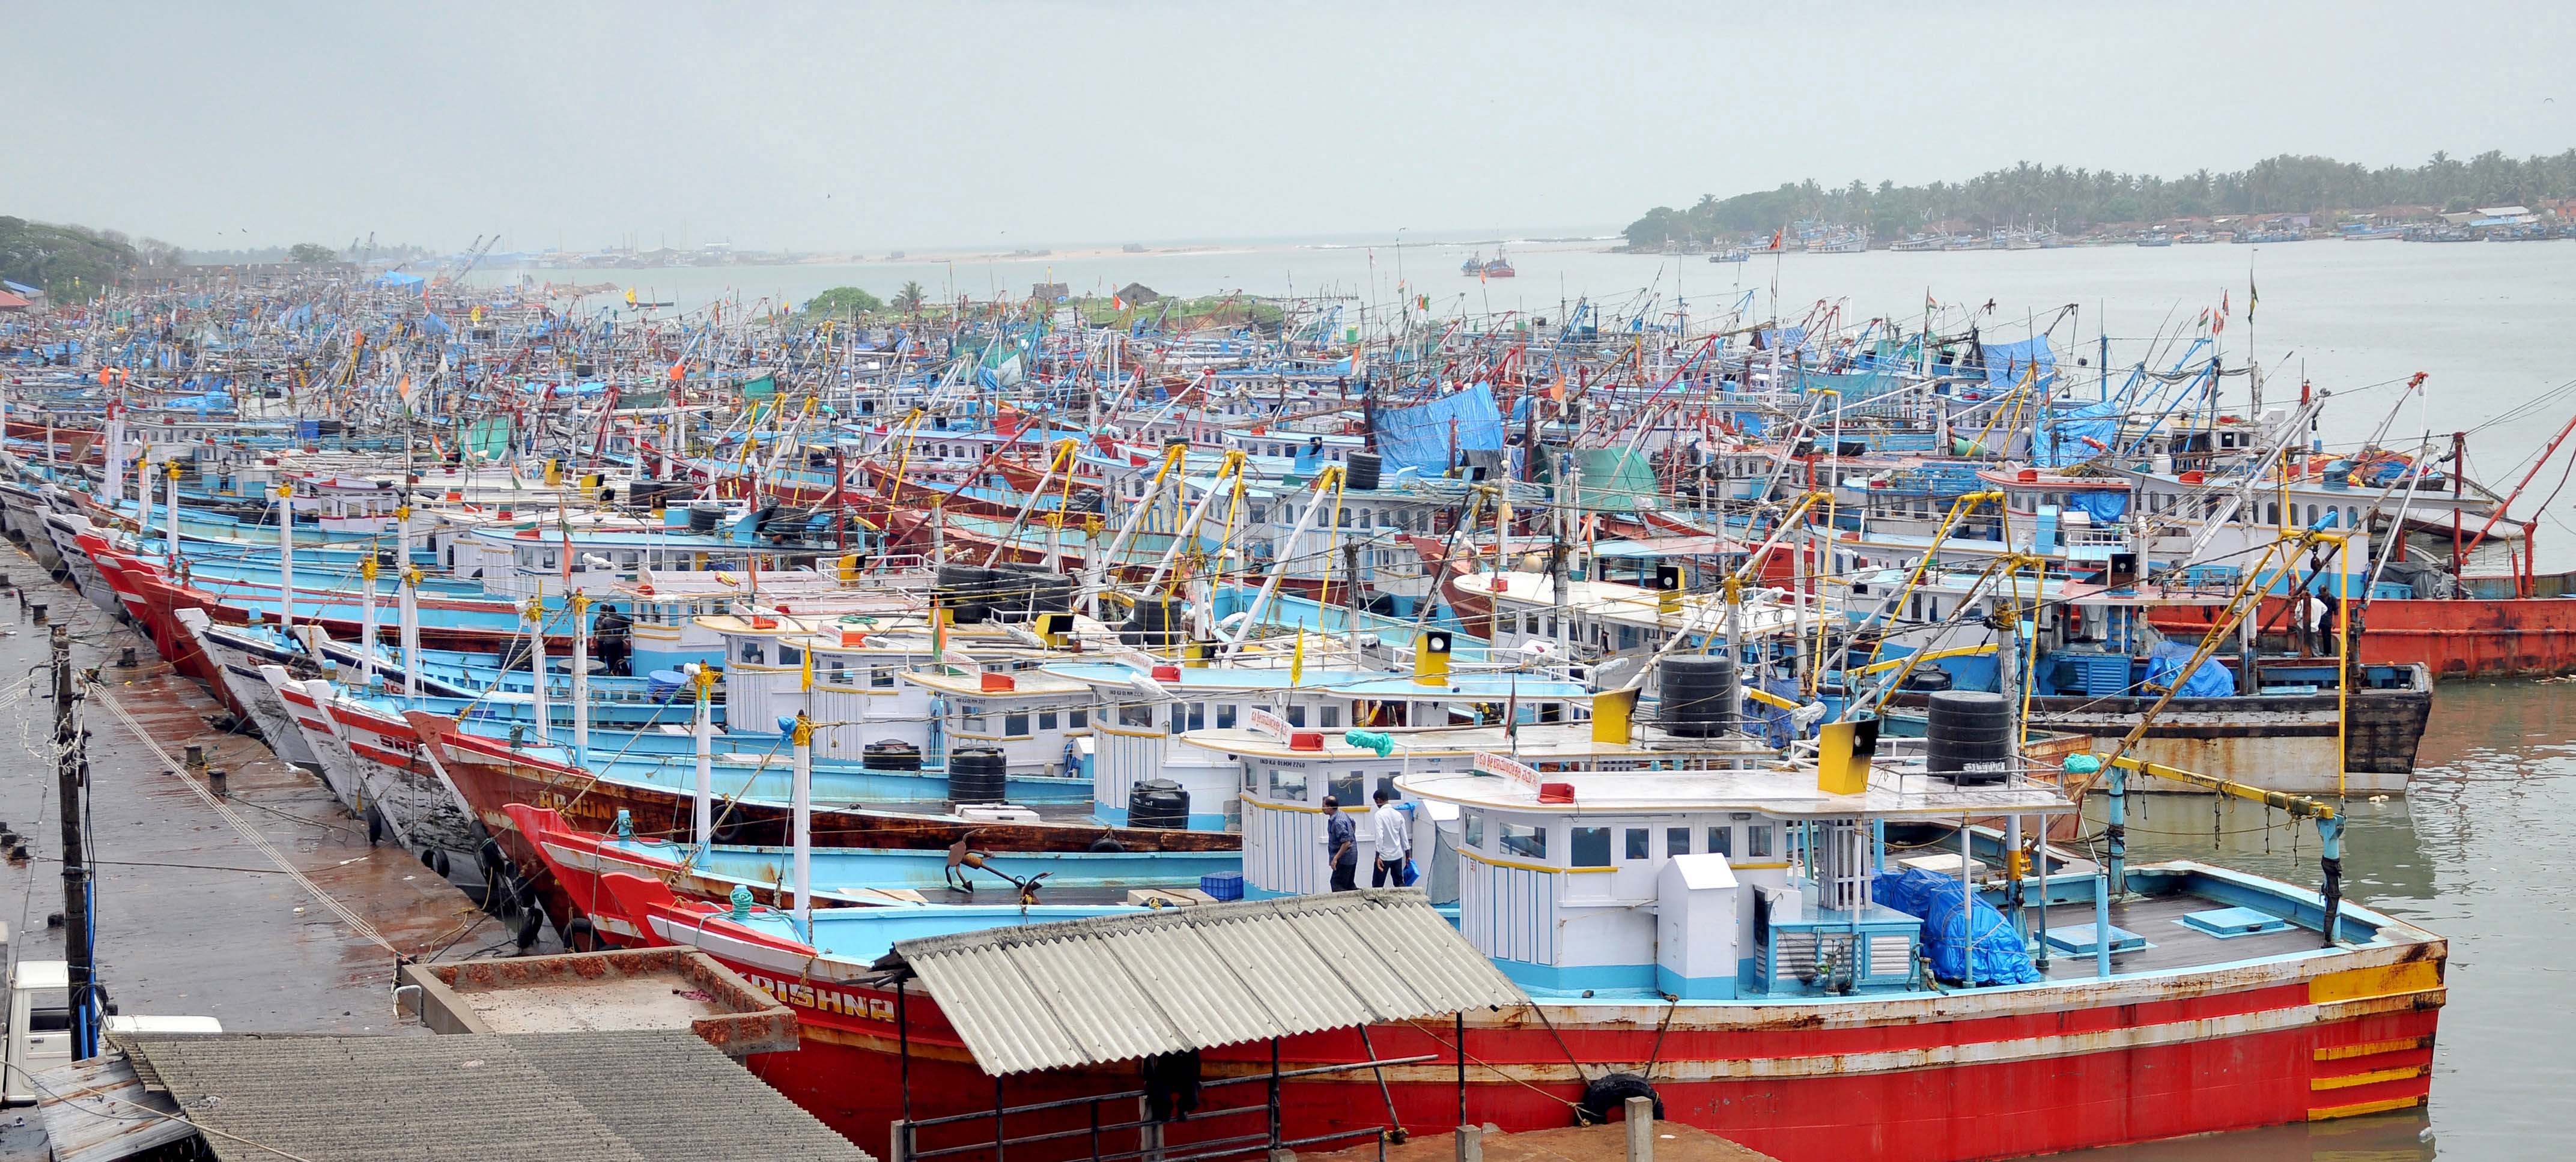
[2065,679,2575,1160]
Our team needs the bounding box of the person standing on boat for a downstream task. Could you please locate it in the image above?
[1323,795,1358,892]
[1370,787,1412,887]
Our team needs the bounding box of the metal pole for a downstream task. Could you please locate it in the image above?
[276,482,295,637]
[688,662,715,853]
[527,597,551,744]
[165,462,182,573]
[2094,871,2112,979]
[792,713,813,935]
[358,554,378,688]
[397,506,421,696]
[571,592,591,767]
[53,625,96,1060]
[2032,815,2049,970]
[1454,1012,1467,1130]
[2319,814,2344,947]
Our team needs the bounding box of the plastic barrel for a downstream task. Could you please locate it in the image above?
[1346,451,1382,491]
[1658,655,1739,737]
[949,746,1008,803]
[862,740,922,772]
[1127,778,1190,829]
[646,669,687,703]
[1925,691,2013,783]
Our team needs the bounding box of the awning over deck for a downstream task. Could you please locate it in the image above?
[887,889,1526,1076]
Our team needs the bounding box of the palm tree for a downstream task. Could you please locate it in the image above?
[893,280,927,313]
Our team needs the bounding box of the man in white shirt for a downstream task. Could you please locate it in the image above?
[1370,787,1411,887]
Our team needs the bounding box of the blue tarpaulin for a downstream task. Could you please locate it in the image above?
[2034,399,2120,468]
[2143,640,2234,697]
[1982,336,2056,395]
[1871,868,2044,985]
[1374,382,1503,474]
[2069,490,2130,522]
[375,271,426,292]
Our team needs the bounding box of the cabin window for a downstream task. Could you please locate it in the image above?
[1320,705,1342,728]
[1499,821,1547,861]
[2265,502,2279,525]
[1570,826,1611,868]
[1624,828,1650,859]
[1463,809,1486,849]
[1245,765,1260,793]
[1185,703,1206,731]
[778,646,801,667]
[1666,827,1692,857]
[738,641,765,663]
[1707,827,1731,857]
[1118,703,1155,728]
[872,667,895,688]
[1039,711,1058,731]
[1270,768,1308,800]
[1004,712,1030,737]
[1745,824,1773,859]
[1286,706,1308,728]
[963,713,989,734]
[1215,704,1237,729]
[1069,708,1089,729]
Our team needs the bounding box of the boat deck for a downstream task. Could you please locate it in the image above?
[2034,888,2325,979]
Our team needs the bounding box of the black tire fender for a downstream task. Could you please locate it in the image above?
[1576,1073,1663,1125]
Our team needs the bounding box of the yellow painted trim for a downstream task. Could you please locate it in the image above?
[1096,725,1169,739]
[1458,847,1602,875]
[2308,960,2440,1005]
[2306,1095,2424,1121]
[2313,1036,2429,1062]
[2309,1065,2424,1092]
[1239,794,1364,816]
[1725,861,1793,871]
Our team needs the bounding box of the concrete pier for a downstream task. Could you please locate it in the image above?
[0,539,494,1033]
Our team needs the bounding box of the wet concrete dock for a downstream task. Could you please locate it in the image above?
[0,539,499,1033]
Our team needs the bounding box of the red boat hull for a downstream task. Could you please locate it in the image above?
[2146,593,2576,678]
[634,907,2441,1162]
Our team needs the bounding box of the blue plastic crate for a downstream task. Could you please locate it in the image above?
[1201,872,1245,901]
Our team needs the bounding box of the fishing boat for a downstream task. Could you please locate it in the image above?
[573,701,2441,1161]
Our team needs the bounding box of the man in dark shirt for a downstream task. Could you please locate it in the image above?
[1323,795,1358,892]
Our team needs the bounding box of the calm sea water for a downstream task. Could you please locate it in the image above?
[485,241,2576,1158]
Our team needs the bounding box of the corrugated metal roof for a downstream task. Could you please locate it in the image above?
[129,1031,870,1162]
[893,889,1527,1076]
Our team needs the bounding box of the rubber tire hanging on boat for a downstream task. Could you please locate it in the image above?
[1575,1073,1663,1125]
[515,909,542,951]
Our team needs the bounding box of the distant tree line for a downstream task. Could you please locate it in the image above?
[1623,150,2576,247]
[0,216,184,297]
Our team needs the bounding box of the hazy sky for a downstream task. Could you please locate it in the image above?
[7,2,2571,255]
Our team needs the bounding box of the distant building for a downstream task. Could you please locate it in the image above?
[1116,282,1161,305]
[0,280,43,311]
[0,288,29,313]
[1031,282,1069,303]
